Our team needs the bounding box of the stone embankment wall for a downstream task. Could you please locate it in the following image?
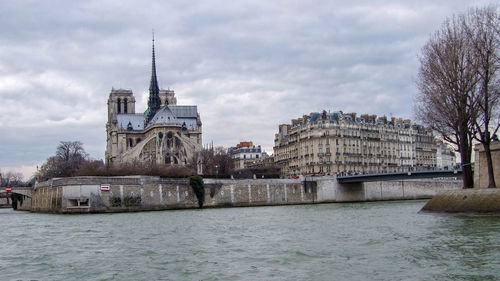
[17,176,462,213]
[421,189,500,213]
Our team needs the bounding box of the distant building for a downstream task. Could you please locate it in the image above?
[246,153,275,169]
[435,140,457,170]
[274,110,437,177]
[105,38,202,170]
[230,142,267,169]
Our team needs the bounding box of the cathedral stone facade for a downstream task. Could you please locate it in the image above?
[105,39,202,169]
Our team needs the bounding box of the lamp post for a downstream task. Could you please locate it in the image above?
[215,164,219,179]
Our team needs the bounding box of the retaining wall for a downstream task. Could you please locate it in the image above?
[17,176,462,213]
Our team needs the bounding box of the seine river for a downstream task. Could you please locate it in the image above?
[2,201,499,281]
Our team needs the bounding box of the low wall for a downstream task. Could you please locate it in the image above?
[18,176,462,213]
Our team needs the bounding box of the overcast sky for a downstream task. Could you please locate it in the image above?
[0,0,494,179]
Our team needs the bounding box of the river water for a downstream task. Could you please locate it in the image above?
[1,201,499,281]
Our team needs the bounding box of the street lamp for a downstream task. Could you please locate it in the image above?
[215,164,219,179]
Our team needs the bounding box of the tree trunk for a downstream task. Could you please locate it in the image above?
[459,132,474,188]
[483,144,497,188]
[462,161,474,188]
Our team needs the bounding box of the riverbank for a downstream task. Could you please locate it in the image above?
[421,188,500,213]
[15,176,462,213]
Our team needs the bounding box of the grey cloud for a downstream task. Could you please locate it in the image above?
[0,0,494,178]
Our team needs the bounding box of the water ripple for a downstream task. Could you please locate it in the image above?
[1,202,499,280]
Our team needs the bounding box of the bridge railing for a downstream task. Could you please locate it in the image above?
[336,168,463,183]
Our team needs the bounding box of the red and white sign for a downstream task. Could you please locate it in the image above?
[100,184,110,191]
[5,186,11,192]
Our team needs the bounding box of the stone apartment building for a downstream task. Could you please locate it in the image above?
[230,141,267,169]
[105,39,203,169]
[274,111,437,177]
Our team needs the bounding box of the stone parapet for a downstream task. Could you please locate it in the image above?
[474,141,500,188]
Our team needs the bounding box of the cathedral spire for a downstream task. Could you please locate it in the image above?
[146,33,162,124]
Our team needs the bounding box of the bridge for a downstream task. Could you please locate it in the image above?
[337,169,463,184]
[1,188,32,209]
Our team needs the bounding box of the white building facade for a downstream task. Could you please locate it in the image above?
[231,142,266,169]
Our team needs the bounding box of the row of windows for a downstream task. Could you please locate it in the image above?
[234,154,260,159]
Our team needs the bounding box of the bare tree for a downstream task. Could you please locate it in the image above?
[416,14,479,188]
[36,141,90,181]
[194,146,233,176]
[0,171,25,186]
[56,141,88,163]
[464,6,500,188]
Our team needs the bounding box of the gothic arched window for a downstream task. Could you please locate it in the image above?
[167,132,173,148]
[124,98,128,113]
[117,98,121,114]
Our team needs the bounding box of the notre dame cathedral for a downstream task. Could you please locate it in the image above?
[105,38,203,171]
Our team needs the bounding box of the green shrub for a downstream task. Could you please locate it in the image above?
[189,175,204,208]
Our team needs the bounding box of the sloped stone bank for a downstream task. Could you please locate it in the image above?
[421,189,500,213]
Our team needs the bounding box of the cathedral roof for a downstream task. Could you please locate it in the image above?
[169,106,198,118]
[149,106,177,124]
[116,105,199,131]
[117,114,145,130]
[147,105,198,126]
